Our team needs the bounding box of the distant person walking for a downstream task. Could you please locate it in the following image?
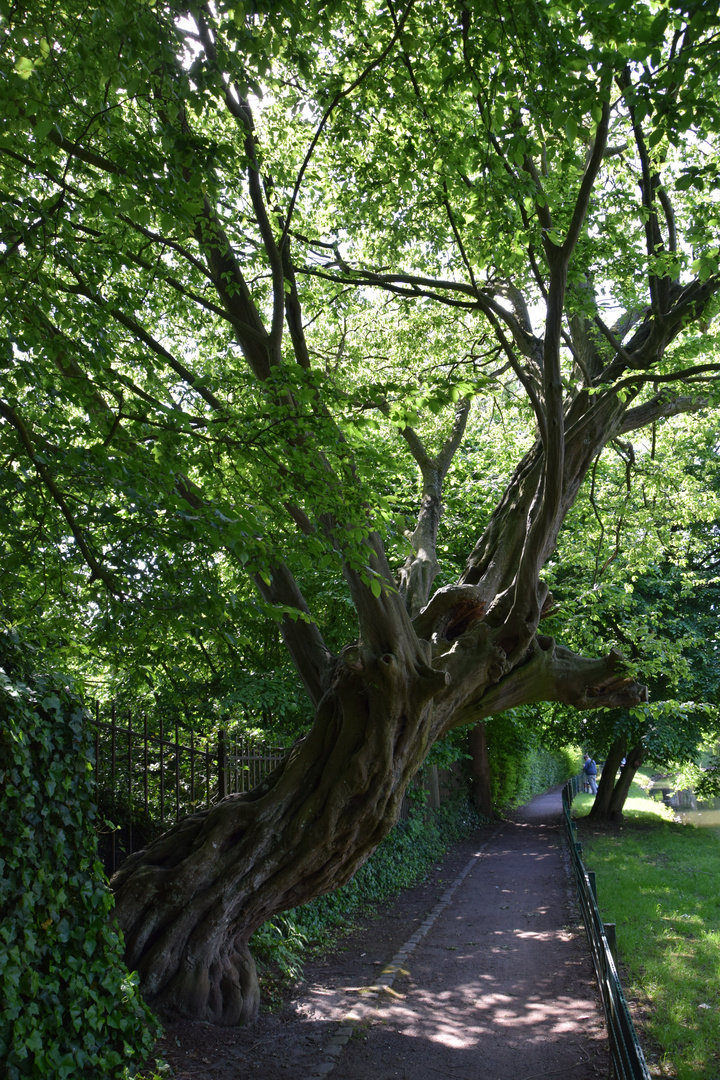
[583,753,598,795]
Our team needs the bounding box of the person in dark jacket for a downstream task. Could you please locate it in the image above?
[583,753,598,795]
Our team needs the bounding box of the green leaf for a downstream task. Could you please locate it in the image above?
[14,57,36,80]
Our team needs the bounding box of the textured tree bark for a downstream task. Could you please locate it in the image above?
[112,624,449,1024]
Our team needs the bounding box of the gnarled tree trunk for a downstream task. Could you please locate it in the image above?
[112,526,647,1024]
[105,12,712,1024]
[112,627,445,1024]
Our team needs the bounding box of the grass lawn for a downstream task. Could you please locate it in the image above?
[573,772,720,1080]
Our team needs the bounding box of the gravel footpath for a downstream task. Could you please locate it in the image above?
[158,785,608,1080]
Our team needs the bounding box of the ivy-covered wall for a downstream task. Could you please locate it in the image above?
[0,632,160,1079]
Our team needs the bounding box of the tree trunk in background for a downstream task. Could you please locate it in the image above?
[588,738,627,819]
[607,741,645,819]
[469,722,494,819]
[588,739,644,821]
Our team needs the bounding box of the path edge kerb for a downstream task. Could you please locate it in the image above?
[305,823,505,1080]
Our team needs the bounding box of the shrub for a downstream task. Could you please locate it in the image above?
[486,711,581,809]
[0,631,161,1079]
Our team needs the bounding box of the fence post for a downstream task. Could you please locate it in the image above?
[111,701,117,873]
[190,729,195,810]
[587,869,598,903]
[159,714,165,826]
[605,922,618,968]
[143,713,149,818]
[428,764,441,809]
[127,710,133,860]
[218,728,227,800]
[175,720,181,821]
[94,700,100,785]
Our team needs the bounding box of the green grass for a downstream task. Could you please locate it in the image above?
[574,772,720,1079]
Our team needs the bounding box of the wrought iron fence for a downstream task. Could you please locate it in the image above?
[562,776,652,1080]
[91,703,287,875]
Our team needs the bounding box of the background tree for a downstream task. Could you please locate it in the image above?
[3,0,720,1024]
[536,410,720,818]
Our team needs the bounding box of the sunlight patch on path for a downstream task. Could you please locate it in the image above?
[303,825,504,1080]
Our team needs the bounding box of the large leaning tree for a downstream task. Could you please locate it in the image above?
[3,0,720,1024]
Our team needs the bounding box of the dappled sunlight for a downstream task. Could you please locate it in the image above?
[259,801,608,1080]
[377,974,600,1049]
[512,928,567,942]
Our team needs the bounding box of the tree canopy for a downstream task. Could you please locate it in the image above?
[3,0,720,1025]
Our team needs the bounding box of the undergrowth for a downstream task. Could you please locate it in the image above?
[576,772,720,1080]
[251,788,483,1006]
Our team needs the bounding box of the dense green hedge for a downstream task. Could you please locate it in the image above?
[486,712,581,810]
[251,787,483,986]
[0,632,160,1079]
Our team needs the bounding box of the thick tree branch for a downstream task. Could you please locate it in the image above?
[194,198,274,380]
[618,67,670,314]
[412,583,487,642]
[506,88,639,651]
[447,638,648,729]
[619,391,714,433]
[193,11,286,356]
[561,93,612,260]
[397,399,471,615]
[657,187,677,254]
[281,237,312,371]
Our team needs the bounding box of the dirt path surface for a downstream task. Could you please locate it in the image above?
[158,786,608,1079]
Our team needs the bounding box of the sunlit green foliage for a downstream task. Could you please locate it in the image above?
[535,410,720,783]
[3,0,720,709]
[485,711,581,808]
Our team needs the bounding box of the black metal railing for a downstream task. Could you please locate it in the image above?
[563,776,651,1080]
[91,703,287,874]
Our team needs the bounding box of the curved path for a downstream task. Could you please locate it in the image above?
[159,787,608,1080]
